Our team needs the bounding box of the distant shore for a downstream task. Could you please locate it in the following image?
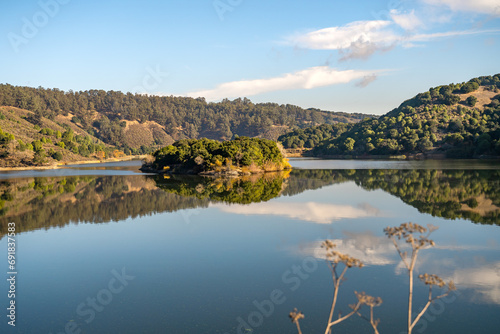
[0,155,148,171]
[285,150,500,160]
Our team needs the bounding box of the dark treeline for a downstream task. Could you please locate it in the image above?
[0,84,366,149]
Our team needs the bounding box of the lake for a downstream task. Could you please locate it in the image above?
[1,159,499,333]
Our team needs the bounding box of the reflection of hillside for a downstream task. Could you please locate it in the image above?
[153,171,291,204]
[282,169,348,196]
[0,176,209,238]
[341,169,500,225]
[0,171,304,238]
[0,170,345,239]
[153,169,349,205]
[1,168,497,239]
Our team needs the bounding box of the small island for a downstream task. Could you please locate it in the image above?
[141,137,291,176]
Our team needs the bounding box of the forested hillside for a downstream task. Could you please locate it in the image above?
[310,74,500,158]
[0,105,119,167]
[2,74,498,166]
[278,123,354,149]
[0,84,366,150]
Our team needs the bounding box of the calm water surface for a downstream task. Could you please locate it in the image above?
[0,160,499,333]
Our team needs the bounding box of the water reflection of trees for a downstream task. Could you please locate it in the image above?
[0,171,292,238]
[153,171,290,204]
[0,175,210,238]
[340,169,500,225]
[281,168,500,225]
[1,168,498,238]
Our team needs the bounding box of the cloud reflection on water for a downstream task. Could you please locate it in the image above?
[445,262,500,304]
[212,201,385,224]
[297,230,500,304]
[305,231,396,266]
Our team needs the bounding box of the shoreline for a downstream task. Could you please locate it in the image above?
[140,163,292,177]
[288,152,500,160]
[0,155,148,171]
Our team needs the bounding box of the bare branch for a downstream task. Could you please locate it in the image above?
[329,300,362,327]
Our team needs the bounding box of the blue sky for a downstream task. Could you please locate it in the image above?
[1,0,499,114]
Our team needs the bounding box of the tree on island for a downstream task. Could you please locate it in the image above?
[149,137,291,175]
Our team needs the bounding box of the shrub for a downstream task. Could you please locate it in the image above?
[52,151,63,161]
[466,96,477,107]
[31,140,43,152]
[461,81,479,93]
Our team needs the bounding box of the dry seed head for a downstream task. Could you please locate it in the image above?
[355,291,383,307]
[418,273,446,288]
[385,222,431,239]
[321,240,335,250]
[327,250,363,268]
[289,308,305,323]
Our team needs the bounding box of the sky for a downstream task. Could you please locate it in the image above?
[0,0,499,115]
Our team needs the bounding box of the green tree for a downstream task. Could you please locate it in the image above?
[344,138,355,152]
[461,81,479,93]
[31,140,43,152]
[418,138,433,151]
[33,149,46,164]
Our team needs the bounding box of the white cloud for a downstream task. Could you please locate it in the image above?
[186,66,380,101]
[212,201,385,224]
[288,20,396,50]
[410,29,500,42]
[287,20,399,60]
[390,9,424,31]
[287,20,500,58]
[422,0,500,15]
